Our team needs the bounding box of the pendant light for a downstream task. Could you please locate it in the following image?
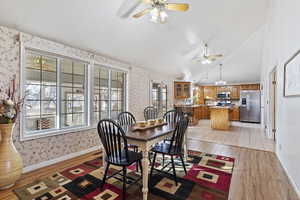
[215,64,226,85]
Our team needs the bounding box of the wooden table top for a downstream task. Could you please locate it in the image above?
[121,123,176,142]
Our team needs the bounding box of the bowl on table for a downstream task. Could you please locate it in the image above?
[147,119,156,126]
[156,118,164,124]
[136,121,147,128]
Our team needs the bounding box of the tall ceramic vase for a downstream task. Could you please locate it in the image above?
[0,124,23,189]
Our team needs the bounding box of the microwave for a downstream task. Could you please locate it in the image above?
[217,92,230,99]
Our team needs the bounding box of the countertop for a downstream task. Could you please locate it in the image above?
[174,104,239,108]
[174,104,206,107]
[210,106,233,109]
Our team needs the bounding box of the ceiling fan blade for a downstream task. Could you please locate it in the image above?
[117,0,142,18]
[143,0,153,3]
[208,54,223,58]
[132,8,152,18]
[165,3,189,12]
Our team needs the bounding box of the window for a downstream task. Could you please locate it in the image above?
[22,49,128,139]
[60,58,87,128]
[151,81,168,116]
[93,65,126,124]
[24,50,88,136]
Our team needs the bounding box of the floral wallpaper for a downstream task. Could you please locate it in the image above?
[0,26,174,168]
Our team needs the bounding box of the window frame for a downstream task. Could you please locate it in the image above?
[91,63,128,126]
[20,47,129,141]
[149,80,168,116]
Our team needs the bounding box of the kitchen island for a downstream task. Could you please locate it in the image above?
[210,106,231,130]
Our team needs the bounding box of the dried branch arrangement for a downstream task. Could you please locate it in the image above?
[0,76,24,124]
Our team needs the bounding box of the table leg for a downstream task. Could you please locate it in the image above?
[183,134,188,161]
[142,147,149,200]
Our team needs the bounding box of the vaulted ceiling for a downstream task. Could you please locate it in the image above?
[0,0,269,84]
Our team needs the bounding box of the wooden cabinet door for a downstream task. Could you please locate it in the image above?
[230,86,240,99]
[174,83,183,99]
[198,87,204,104]
[241,84,260,90]
[194,87,204,104]
[183,83,191,98]
[174,82,191,99]
[204,86,216,100]
[217,86,229,93]
[230,106,240,121]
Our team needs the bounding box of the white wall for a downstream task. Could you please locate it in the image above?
[261,0,300,195]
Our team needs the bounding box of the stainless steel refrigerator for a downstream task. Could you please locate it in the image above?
[240,90,261,123]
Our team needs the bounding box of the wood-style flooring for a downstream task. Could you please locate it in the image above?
[188,120,275,152]
[0,130,297,199]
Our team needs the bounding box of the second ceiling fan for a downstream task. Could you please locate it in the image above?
[132,0,189,23]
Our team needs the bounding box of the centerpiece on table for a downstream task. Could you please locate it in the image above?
[0,76,24,190]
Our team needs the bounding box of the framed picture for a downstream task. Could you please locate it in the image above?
[284,49,300,97]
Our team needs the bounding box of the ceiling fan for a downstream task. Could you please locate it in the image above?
[193,43,223,64]
[129,0,189,24]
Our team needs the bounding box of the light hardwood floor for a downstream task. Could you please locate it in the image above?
[187,140,299,200]
[0,139,297,199]
[188,120,275,152]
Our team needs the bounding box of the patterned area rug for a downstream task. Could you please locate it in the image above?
[14,151,235,200]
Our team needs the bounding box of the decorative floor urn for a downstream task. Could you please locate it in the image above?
[0,123,23,189]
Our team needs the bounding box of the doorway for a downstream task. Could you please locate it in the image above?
[269,67,277,141]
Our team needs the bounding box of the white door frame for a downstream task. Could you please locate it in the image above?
[269,66,277,141]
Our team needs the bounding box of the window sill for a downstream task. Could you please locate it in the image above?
[20,126,97,142]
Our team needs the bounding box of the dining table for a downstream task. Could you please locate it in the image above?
[101,122,188,200]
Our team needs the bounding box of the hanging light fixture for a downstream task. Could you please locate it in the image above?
[150,5,168,24]
[215,64,227,85]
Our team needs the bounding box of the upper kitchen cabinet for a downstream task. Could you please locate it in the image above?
[241,84,260,90]
[174,81,191,99]
[194,86,205,104]
[216,86,229,93]
[229,86,240,99]
[216,85,240,99]
[204,86,217,100]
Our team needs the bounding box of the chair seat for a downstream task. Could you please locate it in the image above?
[128,144,138,148]
[106,150,142,166]
[151,143,182,155]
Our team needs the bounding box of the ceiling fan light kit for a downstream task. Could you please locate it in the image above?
[193,43,224,64]
[150,7,168,23]
[131,0,189,24]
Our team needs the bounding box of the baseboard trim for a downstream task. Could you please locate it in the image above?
[22,146,101,173]
[277,154,300,198]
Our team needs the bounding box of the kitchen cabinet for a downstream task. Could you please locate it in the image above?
[210,107,230,130]
[202,106,210,119]
[194,86,205,104]
[196,105,210,119]
[230,106,240,121]
[204,86,217,100]
[174,105,201,126]
[241,84,260,90]
[174,81,191,99]
[216,86,230,94]
[229,86,240,99]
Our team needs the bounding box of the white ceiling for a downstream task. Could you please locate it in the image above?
[0,0,269,84]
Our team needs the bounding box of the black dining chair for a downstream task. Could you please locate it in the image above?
[144,106,158,121]
[150,116,189,186]
[117,111,140,171]
[118,111,136,126]
[118,112,138,152]
[163,109,184,125]
[97,119,143,200]
[161,110,184,164]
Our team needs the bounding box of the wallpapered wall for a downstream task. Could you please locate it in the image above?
[0,26,174,168]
